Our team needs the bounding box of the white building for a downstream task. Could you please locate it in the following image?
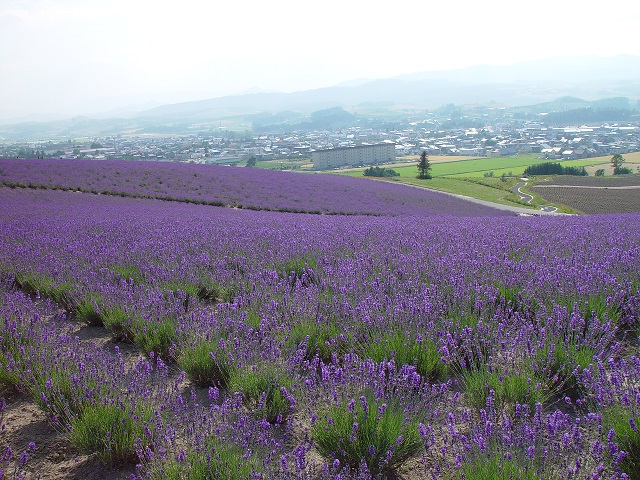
[312,143,395,169]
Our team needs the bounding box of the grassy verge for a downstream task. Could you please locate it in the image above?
[399,177,527,206]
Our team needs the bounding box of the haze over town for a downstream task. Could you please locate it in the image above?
[2,0,640,122]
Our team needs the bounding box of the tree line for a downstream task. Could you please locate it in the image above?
[363,166,400,178]
[523,162,587,176]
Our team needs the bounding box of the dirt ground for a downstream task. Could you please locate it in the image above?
[0,313,145,480]
[0,386,135,480]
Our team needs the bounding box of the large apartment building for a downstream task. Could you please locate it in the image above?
[312,143,395,169]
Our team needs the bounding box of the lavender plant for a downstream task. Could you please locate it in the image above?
[151,440,261,480]
[601,405,640,477]
[457,452,542,479]
[228,364,295,424]
[0,441,36,480]
[131,316,178,360]
[359,329,447,381]
[581,354,640,477]
[177,339,236,388]
[70,402,154,465]
[461,366,550,410]
[286,320,351,364]
[311,390,423,477]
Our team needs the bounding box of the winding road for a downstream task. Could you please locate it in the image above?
[510,181,558,213]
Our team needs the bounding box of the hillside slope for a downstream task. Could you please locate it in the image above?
[0,158,513,217]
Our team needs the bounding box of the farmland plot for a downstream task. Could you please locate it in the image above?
[0,169,640,479]
[530,175,640,214]
[537,175,640,188]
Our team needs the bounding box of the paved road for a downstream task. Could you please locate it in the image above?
[509,181,558,214]
[511,181,533,204]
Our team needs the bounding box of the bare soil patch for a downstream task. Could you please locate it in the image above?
[0,311,145,480]
[530,175,640,213]
[536,174,640,188]
[0,387,135,480]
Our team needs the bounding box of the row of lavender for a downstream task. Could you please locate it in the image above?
[0,158,512,217]
[1,187,640,478]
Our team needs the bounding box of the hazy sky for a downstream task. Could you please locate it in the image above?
[1,0,639,121]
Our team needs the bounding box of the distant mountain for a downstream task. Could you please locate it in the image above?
[134,55,640,122]
[1,55,639,140]
[0,116,143,140]
[512,95,636,115]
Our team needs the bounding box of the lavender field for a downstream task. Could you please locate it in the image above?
[0,158,512,217]
[1,162,640,479]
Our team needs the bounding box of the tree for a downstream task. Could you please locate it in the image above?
[611,154,632,175]
[595,169,605,177]
[416,151,432,179]
[245,156,257,168]
[611,154,625,172]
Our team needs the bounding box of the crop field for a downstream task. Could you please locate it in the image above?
[0,158,509,218]
[533,175,640,188]
[561,153,640,177]
[442,155,640,179]
[1,159,640,479]
[427,154,545,178]
[336,154,547,179]
[530,175,640,214]
[332,153,640,212]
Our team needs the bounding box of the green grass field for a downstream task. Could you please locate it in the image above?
[395,176,523,203]
[426,154,544,177]
[335,154,556,179]
[446,154,640,178]
[325,153,640,213]
[329,155,539,209]
[332,153,640,180]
